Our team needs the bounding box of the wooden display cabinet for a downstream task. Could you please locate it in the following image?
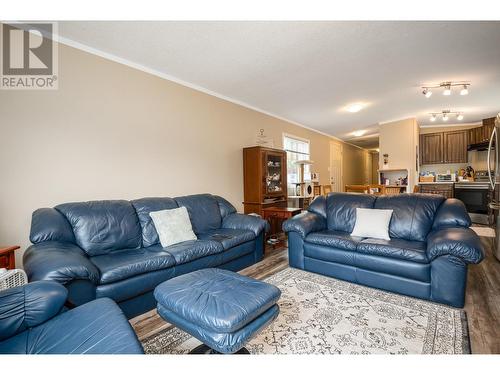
[243,146,288,216]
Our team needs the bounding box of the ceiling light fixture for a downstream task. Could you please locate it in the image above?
[421,81,470,98]
[352,130,366,137]
[345,103,365,113]
[428,110,464,123]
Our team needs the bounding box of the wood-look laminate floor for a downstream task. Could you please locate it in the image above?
[130,240,500,354]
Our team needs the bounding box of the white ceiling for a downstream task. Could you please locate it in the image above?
[57,21,500,144]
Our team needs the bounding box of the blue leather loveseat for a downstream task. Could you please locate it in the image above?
[283,193,484,307]
[0,281,143,354]
[23,194,267,318]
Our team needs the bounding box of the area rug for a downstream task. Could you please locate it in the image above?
[142,268,470,354]
[471,226,495,238]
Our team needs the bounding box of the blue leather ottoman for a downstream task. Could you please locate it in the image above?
[154,268,281,354]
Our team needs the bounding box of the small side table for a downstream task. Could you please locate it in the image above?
[0,246,20,270]
[262,207,302,249]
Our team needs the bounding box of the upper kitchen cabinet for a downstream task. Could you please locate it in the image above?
[420,132,444,164]
[443,130,468,163]
[420,129,468,165]
[468,117,495,146]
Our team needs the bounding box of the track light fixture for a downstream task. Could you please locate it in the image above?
[428,110,464,122]
[421,81,470,97]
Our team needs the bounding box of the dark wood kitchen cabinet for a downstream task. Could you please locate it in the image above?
[443,130,468,163]
[420,130,468,165]
[468,117,495,145]
[419,183,454,198]
[420,132,444,164]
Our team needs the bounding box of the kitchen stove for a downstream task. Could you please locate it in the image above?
[454,170,493,225]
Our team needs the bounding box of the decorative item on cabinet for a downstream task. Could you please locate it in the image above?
[243,146,287,216]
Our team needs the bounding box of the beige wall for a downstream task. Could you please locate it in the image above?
[0,42,370,266]
[342,143,370,186]
[379,118,419,190]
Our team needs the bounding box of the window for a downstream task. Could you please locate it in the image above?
[283,134,311,193]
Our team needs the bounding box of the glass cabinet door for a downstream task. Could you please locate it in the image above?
[265,152,284,195]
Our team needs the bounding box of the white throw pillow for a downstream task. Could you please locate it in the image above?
[351,208,393,240]
[149,207,197,247]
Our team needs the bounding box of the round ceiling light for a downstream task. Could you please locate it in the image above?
[345,103,365,113]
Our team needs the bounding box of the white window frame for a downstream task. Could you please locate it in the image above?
[283,133,311,189]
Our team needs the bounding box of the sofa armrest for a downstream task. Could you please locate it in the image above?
[426,227,484,264]
[23,241,100,285]
[222,213,268,236]
[0,281,67,341]
[283,212,326,239]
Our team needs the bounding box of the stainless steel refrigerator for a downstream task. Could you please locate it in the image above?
[487,113,500,261]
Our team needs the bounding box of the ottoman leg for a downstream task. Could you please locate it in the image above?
[189,344,250,355]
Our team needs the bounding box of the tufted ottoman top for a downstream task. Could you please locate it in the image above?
[154,268,281,333]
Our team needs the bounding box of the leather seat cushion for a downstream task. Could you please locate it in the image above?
[326,193,376,232]
[131,197,178,247]
[374,194,445,242]
[91,245,176,284]
[0,298,143,354]
[197,228,255,250]
[357,238,428,263]
[164,240,224,265]
[174,194,222,234]
[55,200,142,256]
[305,230,364,251]
[154,268,281,333]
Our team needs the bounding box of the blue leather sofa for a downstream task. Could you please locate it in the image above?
[283,193,484,307]
[0,281,143,354]
[23,194,267,318]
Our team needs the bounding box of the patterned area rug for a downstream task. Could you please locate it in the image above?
[471,226,496,238]
[142,268,470,354]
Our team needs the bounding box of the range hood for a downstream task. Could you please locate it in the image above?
[468,141,494,151]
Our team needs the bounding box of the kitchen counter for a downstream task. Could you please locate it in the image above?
[418,181,455,184]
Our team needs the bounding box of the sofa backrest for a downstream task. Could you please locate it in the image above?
[55,200,142,256]
[30,194,237,252]
[374,194,445,241]
[174,194,222,234]
[432,198,471,230]
[30,208,76,244]
[131,197,179,247]
[326,193,377,232]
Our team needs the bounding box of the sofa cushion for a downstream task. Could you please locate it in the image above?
[30,208,76,244]
[326,193,376,232]
[374,194,445,242]
[154,268,281,333]
[0,298,144,354]
[213,195,237,218]
[56,200,142,256]
[174,194,222,234]
[357,238,428,263]
[131,197,178,247]
[164,239,224,265]
[305,229,365,251]
[197,228,255,250]
[90,245,176,284]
